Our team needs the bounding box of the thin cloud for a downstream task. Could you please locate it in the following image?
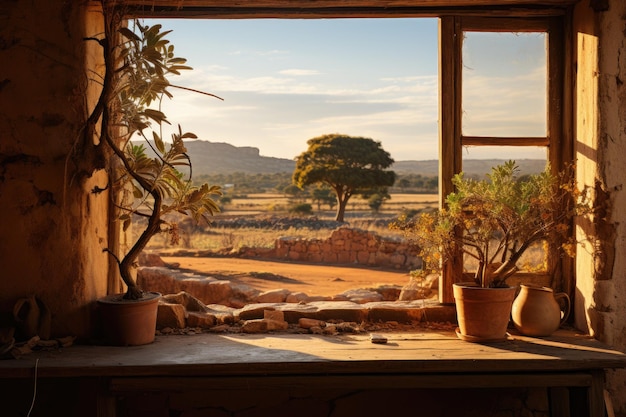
[463,66,546,136]
[256,49,290,56]
[279,69,320,76]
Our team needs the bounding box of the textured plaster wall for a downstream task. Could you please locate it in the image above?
[0,1,109,339]
[596,0,626,411]
[573,0,626,412]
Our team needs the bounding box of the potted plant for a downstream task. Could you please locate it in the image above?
[87,19,222,345]
[392,160,589,341]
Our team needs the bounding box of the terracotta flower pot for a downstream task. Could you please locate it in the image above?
[97,292,161,346]
[453,283,517,342]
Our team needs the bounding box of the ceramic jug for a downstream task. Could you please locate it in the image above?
[511,284,570,337]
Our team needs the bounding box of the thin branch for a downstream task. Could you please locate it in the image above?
[170,84,224,101]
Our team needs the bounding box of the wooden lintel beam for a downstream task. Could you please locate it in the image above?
[116,1,577,19]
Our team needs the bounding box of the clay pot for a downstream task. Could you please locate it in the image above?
[453,282,517,342]
[97,292,161,346]
[13,295,51,340]
[511,284,570,337]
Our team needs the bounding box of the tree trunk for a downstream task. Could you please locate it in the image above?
[335,193,349,222]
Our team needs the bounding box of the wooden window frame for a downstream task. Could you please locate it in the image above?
[123,3,573,305]
[438,16,570,303]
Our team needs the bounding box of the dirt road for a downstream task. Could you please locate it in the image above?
[160,255,413,297]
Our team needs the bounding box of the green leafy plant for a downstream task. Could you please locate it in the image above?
[89,20,222,300]
[391,160,591,288]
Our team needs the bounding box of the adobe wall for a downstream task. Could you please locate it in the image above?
[0,1,109,339]
[573,0,626,412]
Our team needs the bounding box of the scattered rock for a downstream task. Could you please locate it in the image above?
[336,289,383,304]
[157,302,186,329]
[367,302,426,323]
[137,267,261,307]
[304,295,333,302]
[205,304,237,324]
[334,322,362,333]
[241,318,288,333]
[237,304,276,321]
[186,311,216,328]
[398,277,432,301]
[286,292,309,303]
[323,324,337,335]
[266,319,289,331]
[309,326,325,334]
[162,291,210,313]
[159,327,175,334]
[370,333,388,344]
[298,318,326,329]
[208,324,232,333]
[372,284,403,301]
[139,252,167,267]
[241,319,268,333]
[257,288,290,303]
[264,310,285,321]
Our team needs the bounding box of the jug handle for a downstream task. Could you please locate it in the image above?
[555,292,571,325]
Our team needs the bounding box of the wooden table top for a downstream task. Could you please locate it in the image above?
[3,329,626,379]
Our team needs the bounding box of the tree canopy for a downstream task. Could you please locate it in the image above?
[292,134,396,221]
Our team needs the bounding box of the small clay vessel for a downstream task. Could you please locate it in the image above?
[511,284,570,337]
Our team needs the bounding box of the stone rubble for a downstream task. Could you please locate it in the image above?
[138,250,452,335]
[138,263,432,308]
[155,290,455,335]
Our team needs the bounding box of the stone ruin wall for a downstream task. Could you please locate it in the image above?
[236,227,422,271]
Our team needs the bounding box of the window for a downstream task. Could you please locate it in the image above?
[438,16,568,303]
[127,6,570,305]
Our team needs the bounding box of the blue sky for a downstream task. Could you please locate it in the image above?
[144,18,546,161]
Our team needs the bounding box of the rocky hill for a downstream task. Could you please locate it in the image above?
[174,140,545,177]
[182,141,295,174]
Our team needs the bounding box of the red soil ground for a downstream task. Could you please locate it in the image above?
[160,255,413,297]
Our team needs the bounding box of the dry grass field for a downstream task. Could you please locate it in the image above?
[143,193,436,251]
[223,193,438,216]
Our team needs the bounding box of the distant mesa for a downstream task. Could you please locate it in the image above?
[141,140,545,177]
[182,140,295,175]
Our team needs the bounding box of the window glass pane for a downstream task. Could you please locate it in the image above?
[461,146,547,178]
[462,32,547,137]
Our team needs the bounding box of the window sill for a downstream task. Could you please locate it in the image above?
[2,328,625,380]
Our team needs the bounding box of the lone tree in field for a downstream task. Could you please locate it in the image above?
[293,134,396,222]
